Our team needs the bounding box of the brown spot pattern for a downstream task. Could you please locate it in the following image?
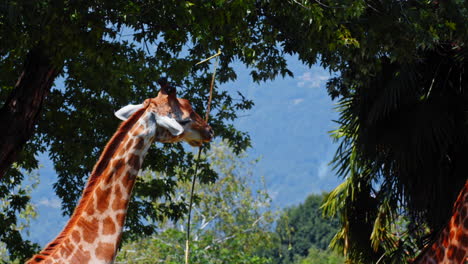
[122,172,137,191]
[112,159,125,171]
[456,229,465,242]
[113,159,127,181]
[78,217,99,243]
[125,138,134,151]
[86,197,95,216]
[447,245,456,259]
[59,247,67,259]
[436,246,444,260]
[461,233,468,248]
[95,242,115,260]
[72,230,81,243]
[103,216,116,235]
[134,138,144,150]
[112,185,127,211]
[442,236,450,248]
[103,169,114,186]
[127,154,141,169]
[96,186,112,213]
[59,239,73,259]
[116,213,126,226]
[455,248,466,263]
[131,125,144,136]
[70,251,91,264]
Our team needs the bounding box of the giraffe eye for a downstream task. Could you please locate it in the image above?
[178,119,191,126]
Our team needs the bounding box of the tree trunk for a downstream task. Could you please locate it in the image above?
[0,47,60,179]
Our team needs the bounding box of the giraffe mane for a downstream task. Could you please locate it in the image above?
[29,107,147,262]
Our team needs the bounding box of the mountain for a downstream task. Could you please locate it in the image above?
[230,57,340,207]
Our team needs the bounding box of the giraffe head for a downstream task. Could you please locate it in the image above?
[115,85,214,146]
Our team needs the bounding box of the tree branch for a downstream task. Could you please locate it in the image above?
[0,46,60,178]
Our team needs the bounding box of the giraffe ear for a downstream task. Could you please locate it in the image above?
[115,104,144,121]
[155,115,184,136]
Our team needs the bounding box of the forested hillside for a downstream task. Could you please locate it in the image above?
[272,193,341,263]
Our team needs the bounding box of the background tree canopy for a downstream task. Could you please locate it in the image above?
[2,0,468,263]
[272,193,340,264]
[268,1,468,263]
[117,142,276,264]
[0,0,290,260]
[115,143,343,264]
[268,0,468,262]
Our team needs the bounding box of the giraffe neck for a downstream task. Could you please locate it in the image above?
[414,180,468,263]
[27,109,155,264]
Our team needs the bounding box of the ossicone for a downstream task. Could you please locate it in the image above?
[157,77,176,95]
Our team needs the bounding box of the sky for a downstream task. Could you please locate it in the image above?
[26,55,342,246]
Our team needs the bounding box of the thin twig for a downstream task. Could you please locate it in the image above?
[313,0,344,9]
[185,49,221,264]
[290,0,310,9]
[196,49,222,65]
[366,2,381,13]
[205,48,221,122]
[185,147,203,264]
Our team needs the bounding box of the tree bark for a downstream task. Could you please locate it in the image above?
[0,47,60,179]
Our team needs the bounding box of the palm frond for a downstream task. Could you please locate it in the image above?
[326,45,468,263]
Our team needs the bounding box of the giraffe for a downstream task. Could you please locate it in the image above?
[26,85,214,264]
[413,180,468,264]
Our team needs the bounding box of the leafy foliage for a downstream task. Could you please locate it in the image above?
[262,0,468,262]
[0,169,39,263]
[0,0,292,260]
[3,0,468,262]
[323,46,468,263]
[116,141,275,263]
[271,193,341,264]
[320,9,468,264]
[295,247,344,264]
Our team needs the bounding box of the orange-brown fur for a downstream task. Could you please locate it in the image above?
[26,107,146,263]
[27,89,213,263]
[413,180,468,263]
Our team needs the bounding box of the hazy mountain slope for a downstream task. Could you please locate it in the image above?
[229,58,340,207]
